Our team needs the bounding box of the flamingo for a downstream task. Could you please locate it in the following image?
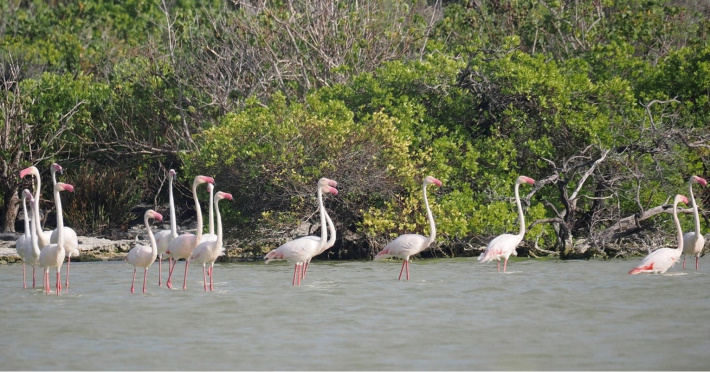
[302,196,337,278]
[374,176,442,280]
[15,189,32,288]
[190,191,233,291]
[478,175,536,272]
[38,182,74,295]
[19,166,52,248]
[154,169,178,286]
[48,163,80,289]
[629,194,688,274]
[23,190,42,289]
[126,209,164,293]
[201,182,218,243]
[164,175,215,290]
[264,178,338,286]
[682,175,707,270]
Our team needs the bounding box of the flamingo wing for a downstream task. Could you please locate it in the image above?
[127,244,153,267]
[376,234,428,260]
[479,233,521,263]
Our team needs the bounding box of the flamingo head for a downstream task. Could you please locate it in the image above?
[675,194,688,205]
[424,176,442,187]
[194,175,215,186]
[217,191,233,201]
[319,178,339,196]
[56,182,74,193]
[22,189,33,202]
[51,163,63,175]
[691,175,707,187]
[147,209,163,222]
[208,182,214,192]
[19,166,39,179]
[517,176,535,186]
[169,169,176,179]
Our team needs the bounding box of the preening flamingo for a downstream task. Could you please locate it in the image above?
[15,189,32,288]
[24,190,42,289]
[374,176,442,280]
[201,182,218,243]
[264,178,338,286]
[629,194,688,275]
[190,191,233,291]
[154,169,178,286]
[478,175,536,272]
[164,175,215,290]
[19,166,52,248]
[48,163,80,290]
[38,182,74,295]
[126,209,163,293]
[682,175,707,270]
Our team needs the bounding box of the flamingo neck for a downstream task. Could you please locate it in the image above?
[689,181,701,235]
[324,209,335,250]
[215,198,223,249]
[22,195,30,238]
[515,181,526,238]
[169,176,177,238]
[673,199,684,252]
[193,183,203,242]
[32,173,49,247]
[208,186,215,235]
[146,214,158,261]
[54,188,65,252]
[318,188,327,247]
[423,181,436,245]
[29,204,40,256]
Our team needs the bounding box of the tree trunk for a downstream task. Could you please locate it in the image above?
[3,188,20,233]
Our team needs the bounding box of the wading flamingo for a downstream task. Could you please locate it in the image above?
[302,200,336,278]
[478,175,536,272]
[190,191,233,291]
[20,166,52,248]
[38,182,74,295]
[264,178,338,286]
[126,209,163,293]
[154,169,178,286]
[15,189,32,288]
[374,176,442,280]
[24,190,42,289]
[49,163,79,290]
[682,175,707,270]
[164,175,215,290]
[629,194,688,275]
[201,182,218,243]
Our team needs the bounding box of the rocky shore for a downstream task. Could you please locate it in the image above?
[0,232,136,264]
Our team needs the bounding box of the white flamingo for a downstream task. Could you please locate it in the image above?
[374,176,442,280]
[201,182,218,243]
[154,169,178,286]
[164,175,215,290]
[264,178,338,286]
[38,182,74,295]
[15,189,32,288]
[48,163,79,289]
[19,166,52,248]
[302,200,336,278]
[478,175,536,272]
[126,209,163,293]
[682,175,707,270]
[629,194,688,274]
[190,191,233,291]
[24,190,42,289]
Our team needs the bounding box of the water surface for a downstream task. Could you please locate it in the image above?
[1,258,709,370]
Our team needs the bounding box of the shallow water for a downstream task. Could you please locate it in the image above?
[1,257,709,370]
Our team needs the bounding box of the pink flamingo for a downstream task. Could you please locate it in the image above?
[126,209,163,293]
[682,175,707,270]
[190,191,233,291]
[201,182,218,243]
[164,175,215,290]
[374,176,442,280]
[629,194,688,274]
[20,166,52,248]
[478,175,536,272]
[15,189,32,288]
[154,169,178,286]
[23,190,42,289]
[48,163,79,290]
[38,182,74,295]
[264,178,338,286]
[302,205,336,278]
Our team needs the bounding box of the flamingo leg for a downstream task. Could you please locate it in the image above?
[44,269,49,295]
[398,260,407,281]
[32,267,36,289]
[55,270,61,295]
[182,260,189,290]
[131,268,137,293]
[683,256,687,269]
[298,264,302,286]
[303,261,309,278]
[209,265,214,291]
[503,259,509,272]
[143,269,148,293]
[158,255,162,287]
[405,260,410,280]
[166,259,178,289]
[696,256,700,270]
[203,265,208,291]
[292,264,298,285]
[22,263,26,289]
[65,256,71,288]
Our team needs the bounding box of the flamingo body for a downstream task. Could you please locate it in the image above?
[37,182,74,295]
[15,190,32,288]
[190,191,232,291]
[126,210,163,293]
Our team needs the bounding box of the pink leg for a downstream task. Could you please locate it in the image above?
[203,265,208,291]
[65,256,71,288]
[209,265,214,291]
[131,268,137,293]
[44,269,49,295]
[683,256,687,269]
[22,263,26,289]
[398,260,407,280]
[143,269,148,293]
[503,259,508,272]
[166,259,177,289]
[182,260,189,290]
[297,264,302,286]
[303,261,309,278]
[292,264,298,285]
[32,267,36,289]
[497,261,500,272]
[696,256,700,270]
[158,255,162,287]
[56,270,61,295]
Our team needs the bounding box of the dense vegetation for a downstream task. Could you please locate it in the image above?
[2,0,709,260]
